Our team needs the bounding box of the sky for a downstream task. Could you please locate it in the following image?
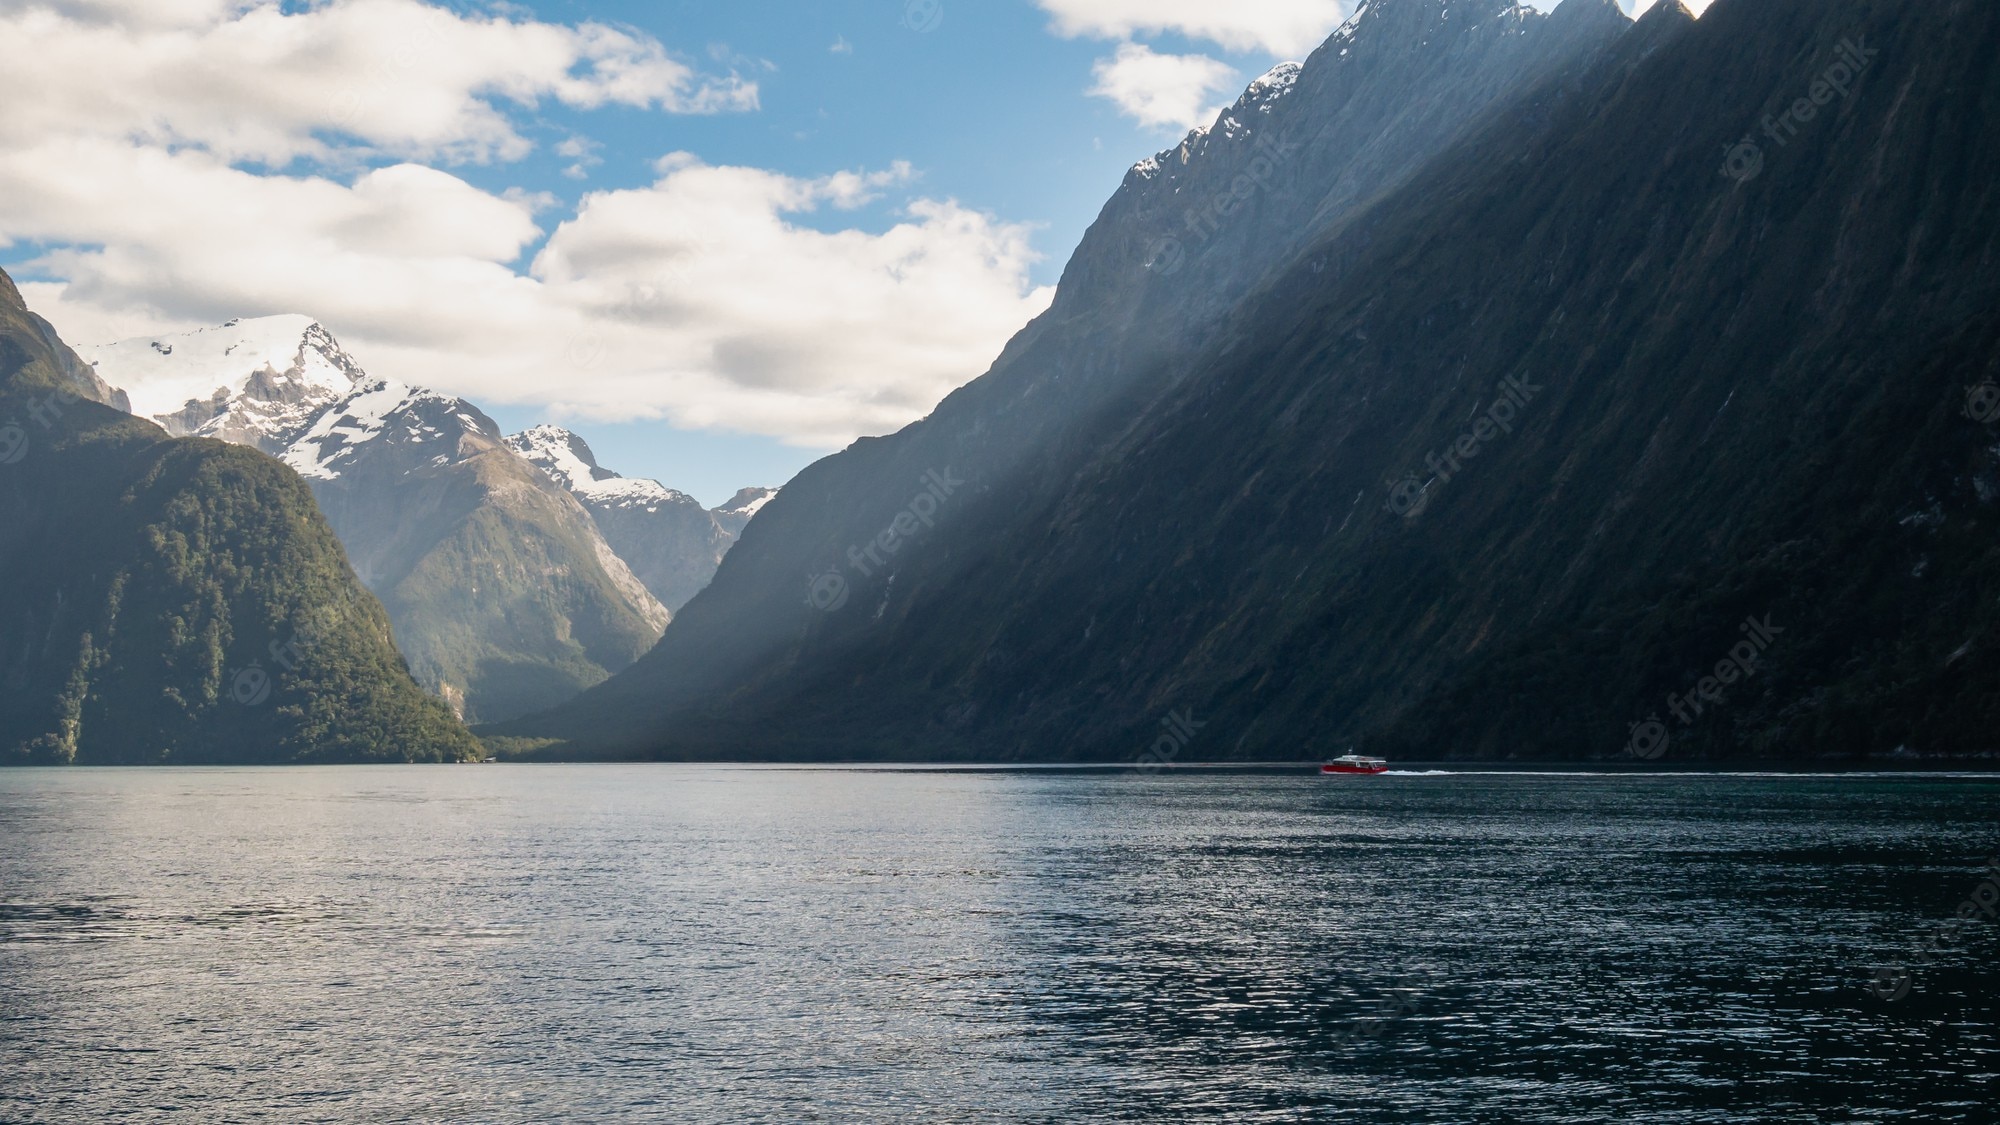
[0,0,1701,505]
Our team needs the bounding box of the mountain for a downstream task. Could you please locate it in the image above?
[84,315,364,453]
[493,0,1651,757]
[276,380,669,722]
[504,426,773,612]
[547,0,2000,764]
[89,325,671,724]
[0,268,478,764]
[712,487,779,537]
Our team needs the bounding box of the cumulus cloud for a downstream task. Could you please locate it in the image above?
[5,139,1052,448]
[1087,43,1241,130]
[1036,0,1350,56]
[0,0,1054,450]
[522,158,1054,442]
[0,0,758,166]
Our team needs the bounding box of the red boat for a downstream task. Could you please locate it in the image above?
[1321,754,1389,775]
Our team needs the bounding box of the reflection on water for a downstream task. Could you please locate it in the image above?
[0,767,1996,1122]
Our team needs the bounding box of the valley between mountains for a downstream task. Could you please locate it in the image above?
[4,0,1996,766]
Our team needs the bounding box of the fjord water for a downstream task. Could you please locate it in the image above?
[1,768,1995,1122]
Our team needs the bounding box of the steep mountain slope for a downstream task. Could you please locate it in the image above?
[505,425,770,611]
[284,383,669,723]
[88,321,672,724]
[0,269,478,764]
[543,0,2000,764]
[86,316,364,453]
[495,0,1643,756]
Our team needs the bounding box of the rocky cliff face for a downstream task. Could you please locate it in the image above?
[494,0,1649,757]
[504,425,769,612]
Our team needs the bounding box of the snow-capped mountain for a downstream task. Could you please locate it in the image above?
[713,487,779,535]
[505,425,775,611]
[294,381,669,721]
[281,378,489,483]
[84,316,363,453]
[86,318,671,723]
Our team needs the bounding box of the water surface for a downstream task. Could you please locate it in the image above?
[1,767,1996,1122]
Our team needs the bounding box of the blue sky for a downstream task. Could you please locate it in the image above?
[471,0,1247,500]
[0,0,1662,505]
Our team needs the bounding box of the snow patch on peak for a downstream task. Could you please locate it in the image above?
[717,487,778,519]
[505,424,697,512]
[504,425,611,492]
[280,379,473,481]
[1245,62,1302,104]
[85,315,362,420]
[1330,0,1373,44]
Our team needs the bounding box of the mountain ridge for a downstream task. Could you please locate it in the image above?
[491,0,1651,757]
[0,269,479,764]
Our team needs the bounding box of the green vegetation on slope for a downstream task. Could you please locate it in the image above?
[0,268,480,764]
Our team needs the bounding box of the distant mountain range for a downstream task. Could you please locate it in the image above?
[504,425,776,612]
[0,270,477,764]
[84,318,773,722]
[494,0,2000,764]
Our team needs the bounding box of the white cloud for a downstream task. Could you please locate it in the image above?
[0,0,758,166]
[557,135,603,181]
[0,0,1053,450]
[5,140,1052,448]
[1037,0,1350,55]
[1087,43,1241,131]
